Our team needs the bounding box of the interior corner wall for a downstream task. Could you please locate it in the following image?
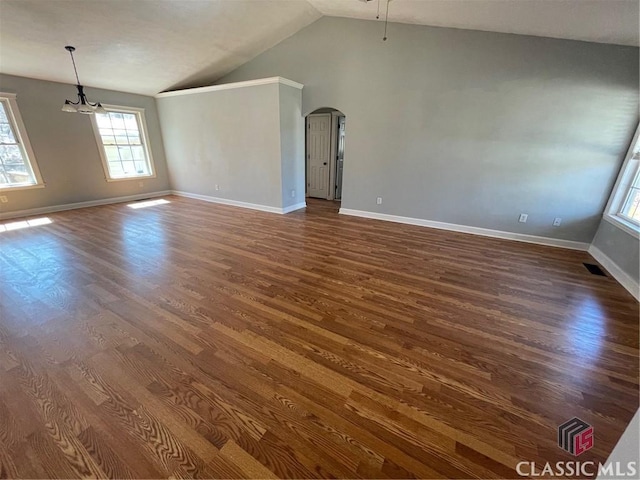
[217,17,640,243]
[156,83,285,209]
[591,219,640,286]
[0,74,170,215]
[278,83,305,209]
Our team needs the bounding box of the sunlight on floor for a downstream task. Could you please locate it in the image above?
[0,217,53,233]
[127,199,171,209]
[565,296,606,374]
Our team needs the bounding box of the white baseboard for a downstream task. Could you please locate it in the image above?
[339,208,590,251]
[171,190,305,215]
[588,245,640,300]
[0,190,172,220]
[282,202,307,214]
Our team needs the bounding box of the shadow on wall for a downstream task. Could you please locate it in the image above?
[306,107,346,202]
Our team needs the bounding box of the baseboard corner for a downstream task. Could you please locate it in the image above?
[588,245,640,301]
[281,202,307,214]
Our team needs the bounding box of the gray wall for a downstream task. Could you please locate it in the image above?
[279,83,305,209]
[218,17,639,243]
[157,83,285,208]
[592,219,640,284]
[0,74,169,214]
[597,409,639,480]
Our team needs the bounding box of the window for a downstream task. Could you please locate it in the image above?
[605,123,640,233]
[91,106,155,181]
[619,158,640,224]
[0,94,43,190]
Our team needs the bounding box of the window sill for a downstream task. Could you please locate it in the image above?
[0,183,45,192]
[603,213,640,238]
[105,174,156,183]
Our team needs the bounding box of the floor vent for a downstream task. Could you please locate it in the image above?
[584,263,607,276]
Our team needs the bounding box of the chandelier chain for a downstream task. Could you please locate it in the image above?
[383,0,390,41]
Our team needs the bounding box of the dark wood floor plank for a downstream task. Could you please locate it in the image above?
[0,439,18,480]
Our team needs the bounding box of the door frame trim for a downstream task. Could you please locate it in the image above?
[327,112,342,201]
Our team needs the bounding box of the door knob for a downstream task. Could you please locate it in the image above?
[323,162,327,165]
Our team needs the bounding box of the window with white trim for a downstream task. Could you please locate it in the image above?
[605,123,640,232]
[0,94,43,190]
[90,106,155,181]
[619,158,640,224]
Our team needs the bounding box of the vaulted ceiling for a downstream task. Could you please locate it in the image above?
[310,0,640,46]
[0,0,637,96]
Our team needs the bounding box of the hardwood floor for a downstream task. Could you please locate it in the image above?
[0,196,637,479]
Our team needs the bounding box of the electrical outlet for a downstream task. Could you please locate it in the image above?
[215,184,220,191]
[290,190,296,198]
[518,213,528,223]
[0,195,7,203]
[553,217,562,227]
[376,197,383,205]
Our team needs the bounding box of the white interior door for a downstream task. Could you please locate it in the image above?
[307,114,331,199]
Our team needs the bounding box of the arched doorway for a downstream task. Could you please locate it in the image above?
[305,108,346,201]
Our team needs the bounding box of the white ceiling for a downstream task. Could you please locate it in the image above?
[0,0,637,97]
[0,0,322,96]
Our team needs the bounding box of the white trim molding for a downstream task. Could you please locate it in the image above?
[156,77,303,98]
[282,202,307,214]
[588,245,640,301]
[0,190,171,220]
[604,123,639,213]
[0,92,45,190]
[171,191,305,215]
[602,213,640,238]
[339,208,590,251]
[89,104,157,183]
[602,122,640,234]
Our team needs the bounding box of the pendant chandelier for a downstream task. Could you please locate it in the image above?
[61,46,106,115]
